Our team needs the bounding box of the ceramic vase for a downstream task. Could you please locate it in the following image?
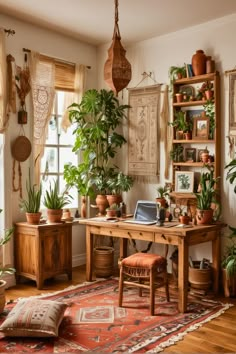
[192,50,207,76]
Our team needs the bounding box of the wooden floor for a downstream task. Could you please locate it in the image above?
[5,265,236,353]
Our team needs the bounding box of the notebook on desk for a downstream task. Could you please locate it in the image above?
[124,200,157,225]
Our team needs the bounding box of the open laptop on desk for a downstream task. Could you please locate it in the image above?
[124,200,157,225]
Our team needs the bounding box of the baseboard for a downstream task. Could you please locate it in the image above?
[72,253,86,267]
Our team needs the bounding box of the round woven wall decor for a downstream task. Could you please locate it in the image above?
[11,135,32,162]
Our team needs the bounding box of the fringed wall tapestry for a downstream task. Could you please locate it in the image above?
[128,85,161,182]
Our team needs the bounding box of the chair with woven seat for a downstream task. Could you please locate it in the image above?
[118,252,170,315]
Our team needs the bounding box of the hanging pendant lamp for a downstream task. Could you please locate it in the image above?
[104,0,132,96]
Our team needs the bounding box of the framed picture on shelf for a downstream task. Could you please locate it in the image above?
[197,148,206,162]
[186,109,204,120]
[193,117,209,140]
[175,171,194,193]
[185,148,196,162]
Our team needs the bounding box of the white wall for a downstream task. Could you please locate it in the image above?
[98,13,236,261]
[0,14,98,266]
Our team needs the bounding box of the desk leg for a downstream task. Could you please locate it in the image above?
[212,230,220,293]
[120,238,128,260]
[86,226,93,281]
[178,238,188,313]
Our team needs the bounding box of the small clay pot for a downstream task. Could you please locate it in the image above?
[175,93,183,103]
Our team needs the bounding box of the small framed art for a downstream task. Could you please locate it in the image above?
[175,171,194,193]
[185,148,196,162]
[193,117,209,140]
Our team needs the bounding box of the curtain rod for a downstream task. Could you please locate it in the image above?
[0,28,15,36]
[22,47,91,69]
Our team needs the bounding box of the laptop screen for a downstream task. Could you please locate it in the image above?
[134,201,157,221]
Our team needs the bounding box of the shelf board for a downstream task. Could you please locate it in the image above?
[173,72,219,85]
[173,162,215,167]
[173,139,215,144]
[173,100,206,107]
[170,192,196,199]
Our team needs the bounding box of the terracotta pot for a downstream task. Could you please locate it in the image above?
[106,209,117,218]
[96,194,108,216]
[206,56,215,74]
[196,208,213,225]
[205,90,214,100]
[191,49,207,76]
[156,197,167,208]
[179,215,190,225]
[106,194,122,207]
[0,280,6,314]
[94,246,114,278]
[47,209,63,223]
[176,130,184,140]
[201,152,209,163]
[175,93,183,103]
[189,261,212,290]
[184,132,192,140]
[26,212,42,225]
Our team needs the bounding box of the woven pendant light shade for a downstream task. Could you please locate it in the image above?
[104,0,132,96]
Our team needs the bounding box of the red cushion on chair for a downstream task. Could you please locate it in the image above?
[121,253,166,269]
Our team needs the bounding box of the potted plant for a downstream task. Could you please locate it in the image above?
[195,165,220,224]
[203,100,215,139]
[66,89,130,212]
[106,203,119,218]
[106,170,134,206]
[168,65,186,92]
[19,170,42,224]
[170,144,184,162]
[156,185,170,208]
[0,209,15,313]
[169,111,189,139]
[43,180,72,223]
[221,226,236,297]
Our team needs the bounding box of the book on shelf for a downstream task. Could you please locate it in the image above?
[186,64,194,78]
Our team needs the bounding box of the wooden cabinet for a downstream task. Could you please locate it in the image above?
[170,72,221,208]
[14,222,72,289]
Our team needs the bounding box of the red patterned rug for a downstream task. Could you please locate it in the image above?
[0,279,233,353]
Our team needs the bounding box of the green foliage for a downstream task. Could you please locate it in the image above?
[0,209,15,277]
[222,226,236,277]
[43,180,72,210]
[19,169,42,213]
[66,89,131,195]
[168,65,186,92]
[156,185,170,198]
[225,158,236,194]
[169,111,190,132]
[106,171,134,195]
[170,144,184,162]
[203,100,215,139]
[106,203,119,211]
[195,165,220,210]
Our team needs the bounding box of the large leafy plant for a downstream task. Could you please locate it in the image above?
[222,226,236,277]
[195,165,220,210]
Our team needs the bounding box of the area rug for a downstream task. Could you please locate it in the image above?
[0,278,233,353]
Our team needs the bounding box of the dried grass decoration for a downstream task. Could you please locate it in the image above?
[104,0,132,96]
[15,54,31,124]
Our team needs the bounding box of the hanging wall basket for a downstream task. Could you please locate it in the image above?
[104,0,132,95]
[11,135,32,162]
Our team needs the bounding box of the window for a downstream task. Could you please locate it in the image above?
[40,91,78,209]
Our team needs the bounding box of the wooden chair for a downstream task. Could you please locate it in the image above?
[118,252,170,316]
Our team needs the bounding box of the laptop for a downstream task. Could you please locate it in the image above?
[124,200,157,225]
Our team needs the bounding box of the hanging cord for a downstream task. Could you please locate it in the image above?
[1,28,15,36]
[113,0,121,39]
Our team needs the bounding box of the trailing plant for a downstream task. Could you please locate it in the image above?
[0,209,15,277]
[19,169,42,213]
[168,65,186,92]
[203,100,215,139]
[43,180,72,210]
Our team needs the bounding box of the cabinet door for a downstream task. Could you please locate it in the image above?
[41,226,72,274]
[15,231,38,276]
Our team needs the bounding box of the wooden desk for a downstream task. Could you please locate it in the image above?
[79,218,224,313]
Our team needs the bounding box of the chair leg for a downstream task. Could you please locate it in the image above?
[118,266,124,307]
[164,271,170,302]
[150,269,155,316]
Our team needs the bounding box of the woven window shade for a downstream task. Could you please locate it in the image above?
[40,54,75,92]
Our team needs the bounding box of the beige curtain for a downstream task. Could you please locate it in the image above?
[0,30,8,133]
[61,64,87,132]
[29,51,55,184]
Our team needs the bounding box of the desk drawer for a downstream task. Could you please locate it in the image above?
[154,232,178,246]
[93,226,154,242]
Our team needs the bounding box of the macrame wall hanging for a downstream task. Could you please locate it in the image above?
[15,53,31,124]
[104,0,132,96]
